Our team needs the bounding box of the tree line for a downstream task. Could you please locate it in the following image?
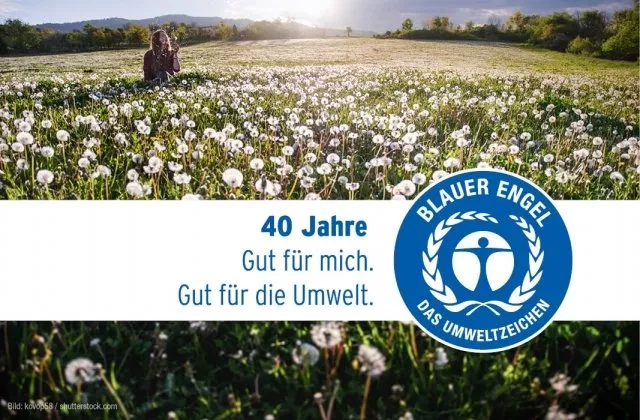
[376,0,639,61]
[0,19,350,55]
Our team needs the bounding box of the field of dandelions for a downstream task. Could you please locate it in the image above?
[0,40,638,419]
[0,39,638,200]
[0,321,637,419]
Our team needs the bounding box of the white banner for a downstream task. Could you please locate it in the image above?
[0,200,637,321]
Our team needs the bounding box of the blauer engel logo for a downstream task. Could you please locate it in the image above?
[394,168,573,353]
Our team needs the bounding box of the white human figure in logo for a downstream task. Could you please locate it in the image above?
[452,231,514,293]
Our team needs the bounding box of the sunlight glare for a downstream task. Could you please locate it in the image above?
[269,0,335,22]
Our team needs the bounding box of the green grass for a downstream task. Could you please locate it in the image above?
[511,44,639,76]
[1,38,638,79]
[1,321,637,419]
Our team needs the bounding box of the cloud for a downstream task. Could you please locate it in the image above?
[478,8,515,18]
[0,0,18,15]
[564,1,632,14]
[458,7,517,19]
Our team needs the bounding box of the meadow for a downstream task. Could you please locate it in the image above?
[0,38,638,419]
[0,38,637,200]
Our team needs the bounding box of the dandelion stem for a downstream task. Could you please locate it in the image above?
[315,396,328,420]
[359,374,372,420]
[324,347,330,386]
[99,368,130,420]
[410,324,419,362]
[327,379,340,420]
[332,344,344,377]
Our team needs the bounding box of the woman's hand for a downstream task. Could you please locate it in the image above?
[170,37,180,52]
[172,47,181,73]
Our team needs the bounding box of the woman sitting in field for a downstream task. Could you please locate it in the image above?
[143,29,181,83]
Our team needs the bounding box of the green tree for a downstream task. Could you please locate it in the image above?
[401,18,414,32]
[65,30,85,50]
[174,23,188,41]
[0,25,6,53]
[163,21,179,35]
[82,23,97,47]
[105,27,124,47]
[346,26,353,37]
[505,11,526,32]
[124,24,150,46]
[212,22,233,40]
[601,0,639,60]
[530,12,580,51]
[428,16,451,31]
[578,10,607,41]
[93,28,108,48]
[1,19,42,52]
[440,16,451,31]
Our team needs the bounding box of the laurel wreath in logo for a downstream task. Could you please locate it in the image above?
[422,212,544,316]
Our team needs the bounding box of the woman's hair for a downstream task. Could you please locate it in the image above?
[151,29,172,55]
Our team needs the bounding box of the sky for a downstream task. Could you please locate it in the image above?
[0,0,635,32]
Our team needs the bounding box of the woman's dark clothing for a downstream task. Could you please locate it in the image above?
[143,50,180,82]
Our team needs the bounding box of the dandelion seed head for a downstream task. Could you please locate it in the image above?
[292,342,320,366]
[64,358,98,385]
[36,170,54,185]
[310,321,343,349]
[56,130,70,142]
[434,347,448,369]
[357,344,386,377]
[126,182,143,198]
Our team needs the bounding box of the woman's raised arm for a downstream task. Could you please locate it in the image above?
[172,51,181,73]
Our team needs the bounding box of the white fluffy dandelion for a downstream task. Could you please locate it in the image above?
[392,180,416,197]
[610,171,625,184]
[173,173,192,185]
[310,321,343,349]
[549,373,578,394]
[144,157,163,175]
[64,358,98,385]
[36,170,54,185]
[40,146,55,158]
[56,130,70,142]
[292,342,320,366]
[434,347,449,369]
[16,132,34,145]
[357,344,386,377]
[126,182,143,198]
[250,158,264,170]
[222,168,243,188]
[254,177,278,196]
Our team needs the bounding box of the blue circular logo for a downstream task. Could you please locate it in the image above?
[394,168,573,353]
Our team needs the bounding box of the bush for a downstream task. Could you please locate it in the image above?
[398,29,477,41]
[530,12,580,51]
[567,36,600,56]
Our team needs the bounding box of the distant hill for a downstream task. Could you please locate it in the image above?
[34,14,375,37]
[34,15,253,32]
